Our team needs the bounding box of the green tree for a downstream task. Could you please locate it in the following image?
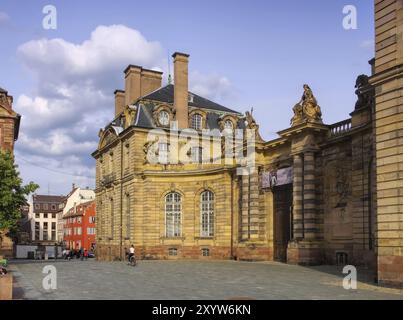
[0,151,39,237]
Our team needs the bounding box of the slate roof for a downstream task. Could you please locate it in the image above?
[103,84,245,133]
[142,84,240,114]
[33,195,65,203]
[133,102,246,130]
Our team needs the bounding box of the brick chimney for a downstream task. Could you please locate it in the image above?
[172,52,189,129]
[140,68,162,97]
[124,65,142,106]
[114,90,125,116]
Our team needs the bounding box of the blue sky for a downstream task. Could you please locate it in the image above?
[0,0,374,195]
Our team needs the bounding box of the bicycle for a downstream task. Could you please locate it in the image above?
[127,254,137,267]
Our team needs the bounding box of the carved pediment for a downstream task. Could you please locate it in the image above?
[98,127,119,150]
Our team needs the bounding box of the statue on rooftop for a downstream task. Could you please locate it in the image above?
[245,109,263,141]
[354,74,374,110]
[291,84,322,126]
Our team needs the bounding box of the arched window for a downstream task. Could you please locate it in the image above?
[165,192,182,237]
[200,190,214,237]
[191,113,202,130]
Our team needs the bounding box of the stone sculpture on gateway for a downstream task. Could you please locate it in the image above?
[291,84,323,126]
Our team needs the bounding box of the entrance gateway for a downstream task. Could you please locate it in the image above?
[273,184,292,262]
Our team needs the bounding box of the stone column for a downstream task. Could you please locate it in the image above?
[240,169,260,240]
[241,174,250,241]
[303,151,316,239]
[292,154,304,239]
[249,170,260,240]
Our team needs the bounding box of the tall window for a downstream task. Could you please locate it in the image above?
[158,142,169,164]
[191,146,203,164]
[51,222,56,240]
[126,194,131,239]
[35,222,40,240]
[191,114,202,130]
[110,198,114,238]
[99,200,103,237]
[43,222,48,240]
[165,192,182,237]
[200,191,214,237]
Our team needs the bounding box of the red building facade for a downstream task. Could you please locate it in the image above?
[63,201,96,251]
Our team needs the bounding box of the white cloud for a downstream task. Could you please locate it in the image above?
[17,25,166,92]
[360,39,374,49]
[15,24,236,194]
[0,11,10,24]
[190,71,236,103]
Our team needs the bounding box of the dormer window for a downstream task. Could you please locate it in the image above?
[224,119,234,130]
[191,113,202,130]
[188,93,194,103]
[158,110,169,126]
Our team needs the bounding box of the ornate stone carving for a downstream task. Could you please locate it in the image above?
[0,93,8,107]
[123,105,137,129]
[335,166,350,208]
[354,74,375,110]
[244,110,263,141]
[291,84,323,126]
[143,139,157,164]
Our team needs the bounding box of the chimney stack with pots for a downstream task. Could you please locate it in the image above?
[123,65,163,109]
[140,68,163,97]
[124,65,142,106]
[114,90,125,116]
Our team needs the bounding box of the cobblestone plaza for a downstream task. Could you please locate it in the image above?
[10,260,403,300]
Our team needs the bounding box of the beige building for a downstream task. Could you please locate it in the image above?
[0,87,20,257]
[30,195,64,244]
[370,0,403,287]
[93,53,376,264]
[93,1,403,287]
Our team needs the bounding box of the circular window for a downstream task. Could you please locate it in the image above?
[224,119,234,130]
[158,110,169,126]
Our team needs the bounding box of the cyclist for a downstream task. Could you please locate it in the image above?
[128,245,135,264]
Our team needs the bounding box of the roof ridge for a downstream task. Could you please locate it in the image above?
[140,84,239,114]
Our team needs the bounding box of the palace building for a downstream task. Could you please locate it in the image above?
[0,87,20,153]
[0,87,21,257]
[93,0,403,287]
